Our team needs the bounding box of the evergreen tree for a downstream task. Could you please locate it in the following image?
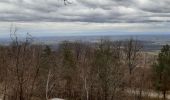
[152,45,170,100]
[43,45,52,56]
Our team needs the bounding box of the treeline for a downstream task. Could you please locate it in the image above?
[0,36,169,100]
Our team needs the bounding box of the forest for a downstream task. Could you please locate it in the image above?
[0,32,170,100]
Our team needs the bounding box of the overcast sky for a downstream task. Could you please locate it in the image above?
[0,0,170,37]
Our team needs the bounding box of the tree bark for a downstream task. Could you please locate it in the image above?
[163,91,166,100]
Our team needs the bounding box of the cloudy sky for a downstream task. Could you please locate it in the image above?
[0,0,170,37]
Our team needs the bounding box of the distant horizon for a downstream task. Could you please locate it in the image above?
[1,31,170,38]
[1,32,170,40]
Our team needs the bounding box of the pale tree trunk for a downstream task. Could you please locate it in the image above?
[46,69,51,100]
[84,77,89,100]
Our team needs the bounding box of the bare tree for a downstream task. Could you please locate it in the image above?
[124,38,142,75]
[92,39,124,100]
[1,26,43,100]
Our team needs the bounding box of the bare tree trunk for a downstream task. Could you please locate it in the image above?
[163,91,166,100]
[46,69,51,100]
[84,77,89,100]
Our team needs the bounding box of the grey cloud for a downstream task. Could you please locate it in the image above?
[0,0,170,23]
